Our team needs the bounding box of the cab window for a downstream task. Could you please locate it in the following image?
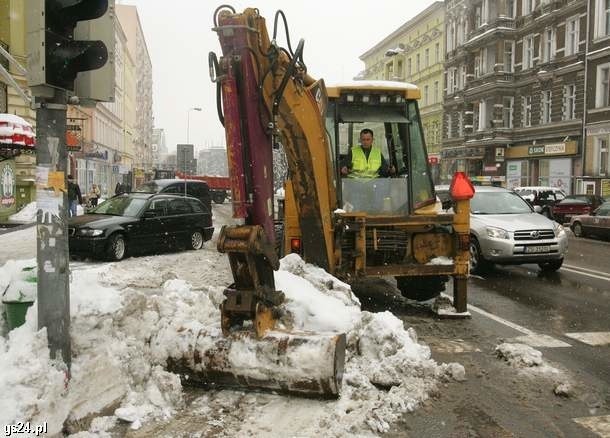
[168,198,192,215]
[407,100,434,208]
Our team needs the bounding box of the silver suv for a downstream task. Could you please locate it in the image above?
[470,186,568,274]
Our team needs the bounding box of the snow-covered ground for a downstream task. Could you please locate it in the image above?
[0,204,467,436]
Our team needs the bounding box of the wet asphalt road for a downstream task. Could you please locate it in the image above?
[352,233,610,437]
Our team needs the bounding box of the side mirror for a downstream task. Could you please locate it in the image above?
[533,205,542,214]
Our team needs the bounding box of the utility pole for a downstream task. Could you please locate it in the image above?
[35,91,72,369]
[26,0,116,373]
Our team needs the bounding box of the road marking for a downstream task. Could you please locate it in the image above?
[441,293,571,348]
[565,332,610,346]
[561,265,610,282]
[563,264,610,277]
[573,415,610,437]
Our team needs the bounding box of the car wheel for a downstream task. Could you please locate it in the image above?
[396,275,447,301]
[106,234,126,261]
[189,230,204,250]
[572,222,585,238]
[469,237,492,274]
[212,192,226,204]
[538,258,563,272]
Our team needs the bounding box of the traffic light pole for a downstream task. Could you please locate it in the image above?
[35,90,72,372]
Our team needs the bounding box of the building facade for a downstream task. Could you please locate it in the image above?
[582,0,610,197]
[198,147,228,176]
[358,2,445,182]
[117,5,154,187]
[443,0,588,192]
[152,128,167,169]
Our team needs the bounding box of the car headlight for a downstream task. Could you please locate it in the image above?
[553,223,565,238]
[77,228,104,237]
[486,226,510,239]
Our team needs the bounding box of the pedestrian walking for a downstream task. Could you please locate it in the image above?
[67,175,83,217]
[115,181,124,196]
[88,183,101,207]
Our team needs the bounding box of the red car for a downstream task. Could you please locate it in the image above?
[570,202,610,239]
[551,195,606,224]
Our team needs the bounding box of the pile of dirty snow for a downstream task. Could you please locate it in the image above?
[8,202,37,223]
[0,253,466,436]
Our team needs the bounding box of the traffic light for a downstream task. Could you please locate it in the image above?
[27,0,115,100]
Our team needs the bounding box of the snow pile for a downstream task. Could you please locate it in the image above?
[0,259,37,302]
[427,256,453,265]
[0,252,465,436]
[8,202,37,223]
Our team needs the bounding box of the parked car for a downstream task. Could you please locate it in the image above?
[68,193,214,261]
[469,186,568,274]
[569,201,610,240]
[513,186,566,218]
[133,179,212,213]
[551,194,606,224]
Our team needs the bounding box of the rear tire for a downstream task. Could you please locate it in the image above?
[212,192,226,204]
[396,276,446,301]
[189,230,204,250]
[538,258,563,272]
[106,234,126,261]
[469,237,492,274]
[572,222,585,237]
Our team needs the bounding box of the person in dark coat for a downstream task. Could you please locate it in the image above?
[67,175,83,217]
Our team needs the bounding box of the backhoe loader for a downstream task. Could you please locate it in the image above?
[169,5,473,399]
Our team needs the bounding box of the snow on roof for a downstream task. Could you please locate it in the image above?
[0,113,35,146]
[328,80,419,91]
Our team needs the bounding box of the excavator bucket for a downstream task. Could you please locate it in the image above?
[167,329,346,398]
[168,225,347,398]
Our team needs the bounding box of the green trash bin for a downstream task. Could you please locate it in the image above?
[3,301,35,330]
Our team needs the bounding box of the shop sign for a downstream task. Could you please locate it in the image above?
[528,143,566,156]
[84,146,109,161]
[484,165,497,172]
[495,148,505,162]
[0,161,16,208]
[428,156,439,165]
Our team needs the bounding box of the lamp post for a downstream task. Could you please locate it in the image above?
[186,107,202,144]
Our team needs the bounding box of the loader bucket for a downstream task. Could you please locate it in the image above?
[167,329,346,398]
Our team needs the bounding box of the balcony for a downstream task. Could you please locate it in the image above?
[464,71,515,97]
[465,17,517,48]
[465,127,513,144]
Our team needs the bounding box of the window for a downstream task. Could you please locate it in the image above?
[168,198,192,215]
[542,27,555,63]
[522,95,532,127]
[541,90,552,124]
[478,99,487,131]
[594,0,610,38]
[596,63,610,108]
[563,84,577,120]
[475,5,482,28]
[504,41,514,72]
[523,35,534,70]
[458,112,464,137]
[474,54,481,77]
[416,53,420,72]
[599,138,609,175]
[522,0,534,15]
[425,48,430,68]
[565,17,580,56]
[447,114,453,138]
[460,64,467,89]
[503,96,514,128]
[435,43,440,62]
[434,81,439,103]
[506,0,516,18]
[424,85,429,105]
[407,58,412,77]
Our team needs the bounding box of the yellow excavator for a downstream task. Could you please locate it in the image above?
[169,6,473,399]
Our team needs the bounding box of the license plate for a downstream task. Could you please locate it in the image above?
[525,245,550,253]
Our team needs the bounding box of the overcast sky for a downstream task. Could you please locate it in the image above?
[119,0,438,154]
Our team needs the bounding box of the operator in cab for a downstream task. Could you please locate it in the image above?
[340,128,396,178]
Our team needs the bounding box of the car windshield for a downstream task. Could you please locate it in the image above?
[133,182,159,193]
[471,191,533,214]
[91,196,148,217]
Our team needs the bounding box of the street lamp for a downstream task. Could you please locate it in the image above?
[186,107,202,144]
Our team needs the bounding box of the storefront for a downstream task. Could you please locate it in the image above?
[0,159,16,221]
[580,123,610,197]
[505,141,578,194]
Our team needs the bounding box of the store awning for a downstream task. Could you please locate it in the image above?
[0,113,35,149]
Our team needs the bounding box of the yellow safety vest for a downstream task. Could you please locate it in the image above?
[349,146,382,178]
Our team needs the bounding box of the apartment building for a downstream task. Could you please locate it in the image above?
[443,0,588,192]
[582,0,610,196]
[358,2,445,182]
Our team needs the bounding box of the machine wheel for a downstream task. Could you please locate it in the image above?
[538,258,563,272]
[396,275,446,301]
[189,230,204,250]
[212,192,226,204]
[469,237,492,274]
[572,222,585,238]
[106,234,126,261]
